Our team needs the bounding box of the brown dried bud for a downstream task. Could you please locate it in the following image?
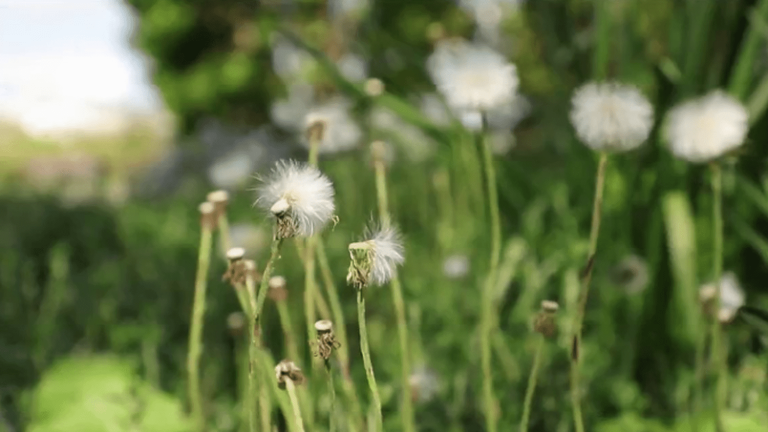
[207,190,229,217]
[533,300,559,338]
[268,276,288,302]
[199,202,216,230]
[275,360,305,389]
[313,320,340,361]
[305,117,327,144]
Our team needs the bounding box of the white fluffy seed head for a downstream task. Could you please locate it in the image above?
[570,81,654,152]
[363,224,405,286]
[665,91,748,163]
[427,39,519,112]
[256,160,335,237]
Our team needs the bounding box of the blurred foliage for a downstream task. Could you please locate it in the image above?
[4,0,768,431]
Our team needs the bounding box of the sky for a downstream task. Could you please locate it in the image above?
[0,0,163,135]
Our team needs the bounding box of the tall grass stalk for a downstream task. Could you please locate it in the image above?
[710,163,725,432]
[372,143,416,432]
[187,203,215,432]
[357,288,383,432]
[519,335,545,432]
[570,152,609,432]
[286,379,306,432]
[477,117,501,432]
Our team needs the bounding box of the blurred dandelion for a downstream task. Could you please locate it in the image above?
[408,365,440,404]
[303,98,362,154]
[442,254,470,279]
[570,82,653,152]
[427,39,519,113]
[610,255,649,294]
[665,90,748,162]
[700,272,745,323]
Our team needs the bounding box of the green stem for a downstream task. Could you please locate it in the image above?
[218,214,232,257]
[570,152,609,432]
[187,225,213,432]
[276,301,302,363]
[358,289,383,432]
[259,379,272,432]
[478,118,501,432]
[255,238,285,322]
[519,336,546,432]
[246,270,259,432]
[373,159,415,432]
[304,235,319,366]
[592,0,611,80]
[710,163,725,432]
[286,379,307,432]
[326,360,337,432]
[693,315,707,430]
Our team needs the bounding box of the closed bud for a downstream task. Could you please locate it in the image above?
[533,300,559,338]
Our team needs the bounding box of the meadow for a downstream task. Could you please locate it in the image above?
[2,1,768,431]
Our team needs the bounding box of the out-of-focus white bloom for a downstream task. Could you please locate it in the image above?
[409,365,440,403]
[208,149,256,190]
[419,93,452,126]
[665,91,748,163]
[610,254,649,294]
[256,160,335,237]
[271,83,314,130]
[360,224,405,286]
[427,39,519,112]
[304,98,362,154]
[370,106,438,162]
[271,37,315,80]
[486,95,531,131]
[718,272,745,323]
[570,82,654,152]
[226,223,270,256]
[443,254,470,279]
[488,130,516,155]
[328,0,369,19]
[337,53,368,82]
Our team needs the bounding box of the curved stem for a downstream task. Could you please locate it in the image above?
[286,379,306,432]
[373,158,415,432]
[570,152,609,432]
[710,163,725,432]
[218,213,232,256]
[187,225,213,432]
[358,289,383,432]
[519,336,545,432]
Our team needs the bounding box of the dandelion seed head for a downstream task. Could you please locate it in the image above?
[409,365,440,404]
[364,224,405,286]
[611,254,649,294]
[442,254,470,279]
[570,82,654,152]
[665,91,748,163]
[256,160,335,237]
[718,272,745,323]
[427,39,519,112]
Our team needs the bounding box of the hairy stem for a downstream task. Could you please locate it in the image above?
[710,163,725,432]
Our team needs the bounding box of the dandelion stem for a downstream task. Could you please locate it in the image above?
[325,359,337,432]
[693,316,707,429]
[304,235,320,366]
[218,213,232,256]
[246,268,260,432]
[710,163,726,432]
[259,378,272,432]
[373,154,415,432]
[570,151,609,432]
[519,336,546,432]
[255,238,285,322]
[286,379,306,432]
[478,116,501,432]
[358,289,383,432]
[276,300,302,365]
[187,221,213,432]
